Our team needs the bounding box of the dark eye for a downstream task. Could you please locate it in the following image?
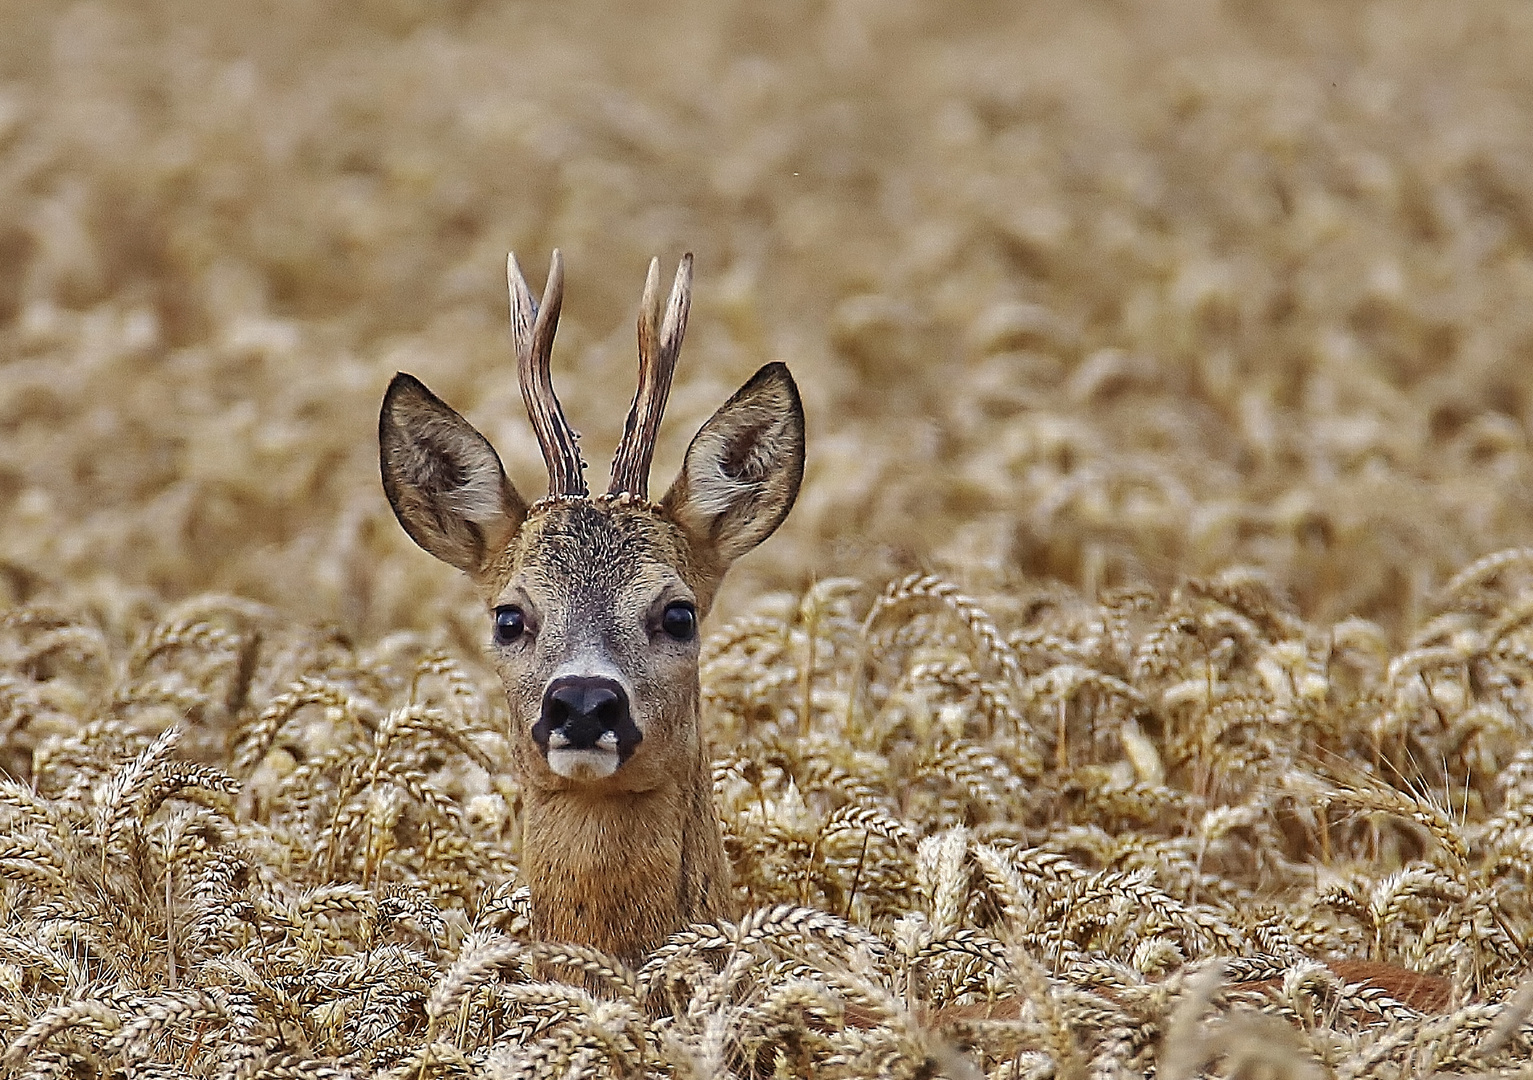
[492,605,525,645]
[660,601,696,642]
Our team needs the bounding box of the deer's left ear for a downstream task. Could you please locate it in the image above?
[380,373,528,578]
[662,362,805,566]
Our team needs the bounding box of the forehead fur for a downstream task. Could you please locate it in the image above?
[487,497,706,601]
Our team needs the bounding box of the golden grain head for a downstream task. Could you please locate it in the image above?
[2,548,1533,1074]
[7,1,1533,1075]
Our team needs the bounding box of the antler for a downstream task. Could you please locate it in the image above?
[608,253,693,499]
[509,250,587,498]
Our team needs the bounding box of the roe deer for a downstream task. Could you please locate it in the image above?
[379,251,804,962]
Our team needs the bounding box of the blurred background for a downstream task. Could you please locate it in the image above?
[1,0,1532,646]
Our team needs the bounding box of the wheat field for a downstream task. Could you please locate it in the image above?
[3,0,1533,1075]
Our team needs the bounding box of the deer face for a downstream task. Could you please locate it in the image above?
[379,253,804,794]
[484,500,706,792]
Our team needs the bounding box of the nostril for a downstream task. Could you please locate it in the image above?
[592,694,622,728]
[549,683,622,724]
[539,676,634,753]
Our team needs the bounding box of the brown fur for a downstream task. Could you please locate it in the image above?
[519,752,730,960]
[381,358,804,963]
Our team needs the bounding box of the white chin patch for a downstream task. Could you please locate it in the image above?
[547,748,621,781]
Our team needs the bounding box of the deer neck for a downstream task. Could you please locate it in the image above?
[519,754,731,964]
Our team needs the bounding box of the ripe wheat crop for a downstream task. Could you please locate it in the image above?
[4,0,1533,1076]
[3,565,1533,1076]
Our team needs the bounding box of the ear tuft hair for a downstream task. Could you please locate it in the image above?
[662,363,805,567]
[379,373,527,576]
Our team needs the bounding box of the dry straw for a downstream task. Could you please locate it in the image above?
[2,552,1533,1076]
[6,0,1533,1075]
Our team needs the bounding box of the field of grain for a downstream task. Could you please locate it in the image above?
[3,1,1533,1076]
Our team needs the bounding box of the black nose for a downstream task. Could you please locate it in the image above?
[534,676,640,754]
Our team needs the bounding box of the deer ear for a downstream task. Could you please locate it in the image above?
[662,363,805,566]
[380,373,528,577]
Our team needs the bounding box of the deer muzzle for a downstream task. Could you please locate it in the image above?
[534,675,643,780]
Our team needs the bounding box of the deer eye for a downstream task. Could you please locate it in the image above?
[660,601,697,642]
[492,605,525,644]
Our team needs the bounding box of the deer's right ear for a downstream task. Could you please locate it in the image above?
[379,373,528,577]
[662,362,805,567]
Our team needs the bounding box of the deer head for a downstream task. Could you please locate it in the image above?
[378,251,804,959]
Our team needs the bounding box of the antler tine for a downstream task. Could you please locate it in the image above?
[509,249,587,497]
[609,252,693,498]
